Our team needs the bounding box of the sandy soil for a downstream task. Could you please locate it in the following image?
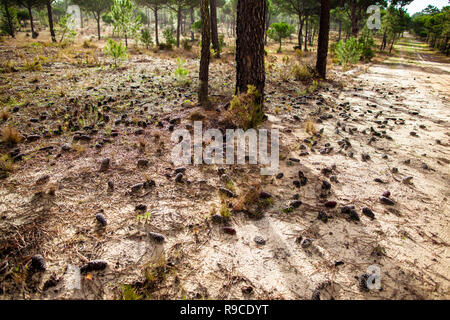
[0,33,448,300]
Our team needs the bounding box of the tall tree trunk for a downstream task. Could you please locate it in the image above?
[338,20,342,41]
[265,11,271,44]
[381,30,387,51]
[2,0,14,38]
[96,13,101,40]
[176,5,181,48]
[298,15,304,47]
[27,5,36,38]
[389,33,396,53]
[46,0,56,42]
[304,15,308,51]
[190,6,194,41]
[316,0,330,79]
[199,0,211,107]
[210,0,220,57]
[80,9,83,28]
[235,0,266,109]
[154,6,159,46]
[350,0,359,37]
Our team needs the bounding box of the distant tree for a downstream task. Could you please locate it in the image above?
[168,0,191,48]
[109,0,141,47]
[272,0,318,49]
[235,0,266,108]
[16,0,41,38]
[1,0,16,37]
[73,0,112,40]
[210,0,220,57]
[45,0,56,42]
[198,0,210,106]
[267,22,295,52]
[134,0,165,45]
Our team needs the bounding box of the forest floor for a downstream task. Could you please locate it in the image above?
[0,33,449,300]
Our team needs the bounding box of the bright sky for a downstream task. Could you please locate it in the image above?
[406,0,449,14]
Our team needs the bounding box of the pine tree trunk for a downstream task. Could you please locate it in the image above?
[210,0,220,57]
[381,30,387,51]
[338,20,341,41]
[198,0,211,107]
[176,5,181,48]
[235,0,266,108]
[316,0,330,79]
[27,5,36,38]
[190,6,194,41]
[46,0,56,42]
[154,6,159,46]
[389,33,396,53]
[96,12,101,40]
[304,15,308,51]
[2,0,14,38]
[350,0,359,37]
[298,15,304,48]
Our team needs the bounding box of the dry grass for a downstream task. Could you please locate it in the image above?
[189,111,206,121]
[1,126,22,145]
[0,154,15,177]
[23,58,43,71]
[0,109,10,121]
[292,63,316,82]
[305,120,317,135]
[0,60,19,73]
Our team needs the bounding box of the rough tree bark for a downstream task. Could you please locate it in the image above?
[198,0,211,106]
[235,0,266,108]
[210,0,220,58]
[46,0,56,42]
[316,0,330,79]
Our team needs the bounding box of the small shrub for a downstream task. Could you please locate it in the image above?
[267,22,295,53]
[140,28,153,49]
[163,27,176,47]
[104,38,128,68]
[359,28,375,61]
[23,58,43,71]
[174,58,190,86]
[121,285,142,300]
[292,63,315,82]
[335,37,362,69]
[82,39,97,49]
[225,85,264,130]
[1,126,22,146]
[181,38,192,51]
[56,14,77,43]
[0,154,15,178]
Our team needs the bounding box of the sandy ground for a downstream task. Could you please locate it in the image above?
[0,33,448,300]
